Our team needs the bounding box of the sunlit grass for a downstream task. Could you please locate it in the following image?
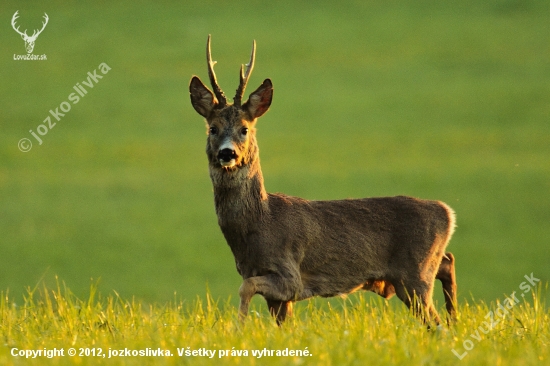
[1,0,549,314]
[0,282,548,365]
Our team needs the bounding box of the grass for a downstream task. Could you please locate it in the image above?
[0,282,548,365]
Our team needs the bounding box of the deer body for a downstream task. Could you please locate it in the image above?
[190,36,457,325]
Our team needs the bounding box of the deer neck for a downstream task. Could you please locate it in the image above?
[209,142,268,230]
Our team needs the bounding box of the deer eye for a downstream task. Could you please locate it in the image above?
[241,128,249,136]
[209,126,218,135]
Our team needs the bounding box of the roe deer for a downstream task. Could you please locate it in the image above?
[189,35,457,326]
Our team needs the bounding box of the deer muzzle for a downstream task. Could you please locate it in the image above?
[217,147,238,168]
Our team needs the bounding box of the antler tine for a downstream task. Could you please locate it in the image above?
[34,13,49,37]
[11,11,27,37]
[234,40,256,107]
[206,35,227,107]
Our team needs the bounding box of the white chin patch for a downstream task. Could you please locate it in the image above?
[220,159,236,168]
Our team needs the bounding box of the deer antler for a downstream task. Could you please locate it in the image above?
[11,11,28,38]
[233,40,256,107]
[29,13,49,40]
[206,35,227,107]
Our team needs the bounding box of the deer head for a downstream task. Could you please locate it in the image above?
[11,11,49,54]
[189,35,273,171]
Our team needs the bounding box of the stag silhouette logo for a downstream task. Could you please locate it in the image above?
[11,11,49,54]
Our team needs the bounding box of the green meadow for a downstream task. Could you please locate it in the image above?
[0,0,549,364]
[0,283,548,365]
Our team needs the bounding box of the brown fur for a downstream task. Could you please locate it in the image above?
[189,36,457,326]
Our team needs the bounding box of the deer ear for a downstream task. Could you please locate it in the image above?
[190,76,216,117]
[243,79,273,119]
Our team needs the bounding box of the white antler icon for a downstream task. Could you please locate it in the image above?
[11,11,49,54]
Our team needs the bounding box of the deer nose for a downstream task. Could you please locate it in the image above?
[218,148,237,163]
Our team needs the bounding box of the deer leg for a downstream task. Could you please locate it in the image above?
[436,252,457,321]
[238,274,300,323]
[266,299,293,325]
[393,280,441,326]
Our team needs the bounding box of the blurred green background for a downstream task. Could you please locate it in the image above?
[1,0,548,306]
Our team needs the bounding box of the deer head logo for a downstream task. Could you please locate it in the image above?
[11,11,49,54]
